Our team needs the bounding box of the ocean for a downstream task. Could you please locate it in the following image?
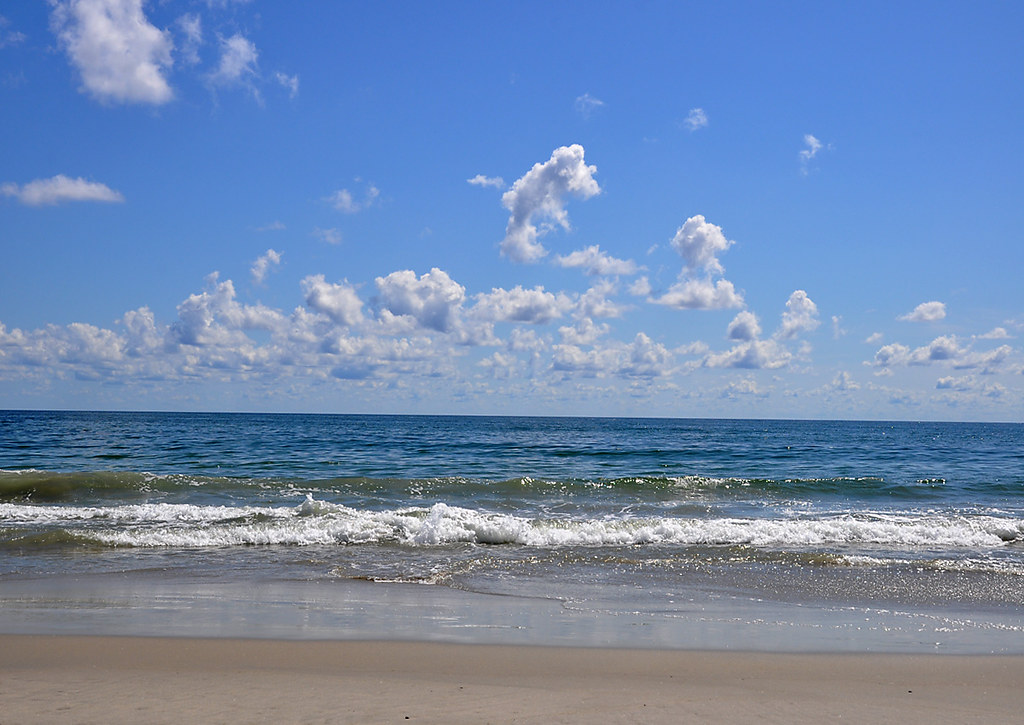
[1,411,1022,653]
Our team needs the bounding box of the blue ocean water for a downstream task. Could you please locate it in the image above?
[1,411,1022,652]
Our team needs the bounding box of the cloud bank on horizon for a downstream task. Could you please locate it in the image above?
[0,1,1021,420]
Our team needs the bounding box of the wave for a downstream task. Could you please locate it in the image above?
[2,496,1021,551]
[0,468,979,505]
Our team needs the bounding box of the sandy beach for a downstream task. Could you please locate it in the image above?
[1,635,1021,724]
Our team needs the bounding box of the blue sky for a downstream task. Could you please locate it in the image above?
[1,1,1022,420]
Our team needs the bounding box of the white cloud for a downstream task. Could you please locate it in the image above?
[2,175,124,205]
[209,33,258,89]
[829,371,860,391]
[550,333,676,380]
[800,134,822,160]
[500,144,600,263]
[651,206,743,313]
[117,306,160,352]
[302,274,364,327]
[727,311,761,341]
[312,227,342,245]
[250,249,282,284]
[51,0,174,105]
[652,215,743,310]
[170,273,285,347]
[376,268,466,333]
[683,107,708,131]
[703,297,817,367]
[477,351,520,379]
[559,318,609,346]
[922,335,961,361]
[628,276,652,297]
[328,184,380,214]
[954,345,1013,370]
[63,322,126,364]
[720,378,767,399]
[704,339,792,370]
[935,376,1006,401]
[776,290,820,339]
[619,333,674,378]
[653,278,744,310]
[175,13,202,65]
[1,255,1017,414]
[978,327,1011,340]
[799,133,825,174]
[474,285,572,325]
[507,328,545,353]
[871,342,911,368]
[554,245,639,276]
[274,71,298,98]
[551,343,613,376]
[575,92,604,118]
[936,375,975,391]
[865,332,883,344]
[872,336,961,367]
[670,215,733,274]
[1,272,481,389]
[331,190,357,212]
[467,174,505,189]
[899,301,946,322]
[675,340,710,357]
[831,315,846,339]
[0,15,27,48]
[870,335,1013,372]
[576,279,627,319]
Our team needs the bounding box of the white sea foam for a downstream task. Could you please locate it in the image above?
[2,498,1021,550]
[0,501,286,524]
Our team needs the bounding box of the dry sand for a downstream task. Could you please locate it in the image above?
[1,634,1021,724]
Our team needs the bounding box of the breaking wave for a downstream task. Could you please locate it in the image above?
[2,495,1020,551]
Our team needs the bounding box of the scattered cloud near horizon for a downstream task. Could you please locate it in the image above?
[3,141,1015,418]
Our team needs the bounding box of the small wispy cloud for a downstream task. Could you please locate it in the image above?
[208,33,261,101]
[575,92,605,118]
[327,183,380,214]
[467,174,505,189]
[683,107,708,131]
[799,133,832,175]
[0,14,26,48]
[274,71,299,98]
[250,248,282,284]
[175,13,202,66]
[313,227,342,245]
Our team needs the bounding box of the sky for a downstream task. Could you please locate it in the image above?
[1,0,1022,421]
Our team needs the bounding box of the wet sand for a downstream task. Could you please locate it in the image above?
[1,635,1022,724]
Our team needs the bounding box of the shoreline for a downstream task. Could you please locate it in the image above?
[3,572,1021,655]
[2,634,1022,724]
